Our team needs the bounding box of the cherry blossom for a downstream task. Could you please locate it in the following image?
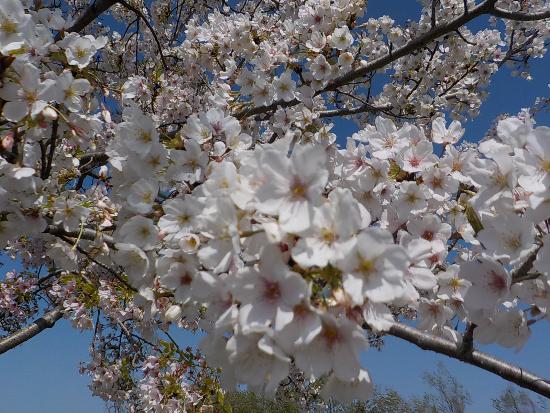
[1,0,550,408]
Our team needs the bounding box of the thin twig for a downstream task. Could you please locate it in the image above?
[118,0,169,70]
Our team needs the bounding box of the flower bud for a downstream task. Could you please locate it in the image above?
[42,106,58,121]
[165,305,182,322]
[1,132,14,151]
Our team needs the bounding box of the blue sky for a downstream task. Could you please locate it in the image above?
[1,1,550,412]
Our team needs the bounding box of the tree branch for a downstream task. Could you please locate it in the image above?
[326,0,496,92]
[65,0,119,34]
[44,224,115,248]
[0,308,63,355]
[387,322,550,399]
[318,103,392,118]
[234,0,550,121]
[118,0,169,70]
[512,245,543,284]
[234,0,497,119]
[42,118,59,180]
[491,8,550,22]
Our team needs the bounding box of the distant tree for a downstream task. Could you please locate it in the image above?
[227,383,452,413]
[412,362,471,413]
[225,390,300,413]
[362,388,415,413]
[492,386,548,413]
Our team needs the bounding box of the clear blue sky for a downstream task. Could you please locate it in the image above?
[1,1,550,412]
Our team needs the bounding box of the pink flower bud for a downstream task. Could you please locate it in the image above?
[1,132,14,151]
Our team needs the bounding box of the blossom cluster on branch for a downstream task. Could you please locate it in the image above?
[0,0,550,410]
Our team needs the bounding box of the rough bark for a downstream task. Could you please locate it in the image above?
[65,0,118,34]
[387,322,550,399]
[0,308,64,355]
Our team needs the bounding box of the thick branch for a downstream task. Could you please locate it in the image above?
[235,0,550,120]
[44,224,115,248]
[318,103,392,118]
[387,322,550,398]
[234,98,299,119]
[491,8,550,21]
[235,1,496,119]
[78,152,109,169]
[326,0,496,91]
[65,0,119,34]
[0,308,63,355]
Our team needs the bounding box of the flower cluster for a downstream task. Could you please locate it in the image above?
[0,0,550,408]
[0,270,38,329]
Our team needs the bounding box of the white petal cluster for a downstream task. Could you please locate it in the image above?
[1,0,550,407]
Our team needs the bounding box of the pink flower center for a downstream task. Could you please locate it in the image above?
[408,156,421,168]
[263,280,281,302]
[488,270,507,293]
[422,230,434,241]
[180,273,193,286]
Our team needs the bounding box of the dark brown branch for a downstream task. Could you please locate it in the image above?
[459,322,476,354]
[387,322,550,398]
[326,0,496,92]
[455,29,477,45]
[78,152,109,169]
[65,0,118,34]
[319,103,392,118]
[235,0,498,119]
[235,0,550,121]
[0,308,63,355]
[55,234,137,292]
[42,118,59,179]
[491,8,550,21]
[118,0,169,70]
[234,97,299,119]
[431,0,438,29]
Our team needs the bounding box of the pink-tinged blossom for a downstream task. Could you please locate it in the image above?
[226,333,290,396]
[328,26,354,50]
[0,0,31,52]
[115,216,159,250]
[62,33,107,69]
[417,298,454,330]
[232,247,308,333]
[436,264,472,302]
[407,214,452,245]
[159,262,216,304]
[393,182,429,217]
[461,257,511,311]
[398,140,437,173]
[254,144,328,233]
[474,307,531,350]
[367,117,409,160]
[294,314,368,382]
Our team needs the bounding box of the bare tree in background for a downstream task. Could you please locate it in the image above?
[493,386,549,413]
[412,362,472,413]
